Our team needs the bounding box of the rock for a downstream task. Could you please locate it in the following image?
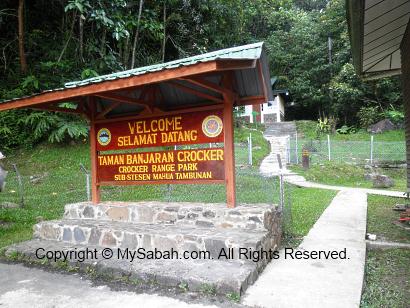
[195,220,214,227]
[62,228,72,241]
[202,210,216,218]
[73,227,86,243]
[83,206,95,218]
[367,119,396,134]
[106,207,129,221]
[0,202,19,209]
[156,212,176,223]
[0,167,7,192]
[364,173,376,181]
[101,232,117,246]
[372,174,394,188]
[366,233,377,241]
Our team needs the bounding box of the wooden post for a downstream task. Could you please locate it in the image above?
[223,95,236,208]
[89,96,100,204]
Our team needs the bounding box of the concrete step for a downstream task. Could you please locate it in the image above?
[34,219,279,264]
[64,202,278,232]
[6,239,258,295]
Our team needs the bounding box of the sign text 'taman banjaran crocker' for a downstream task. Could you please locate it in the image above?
[95,109,225,183]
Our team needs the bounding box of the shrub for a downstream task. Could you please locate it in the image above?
[384,106,404,125]
[357,106,381,128]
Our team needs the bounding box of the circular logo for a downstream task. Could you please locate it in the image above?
[97,128,111,146]
[202,115,223,138]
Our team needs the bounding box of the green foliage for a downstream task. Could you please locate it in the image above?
[80,68,99,79]
[0,0,404,149]
[336,125,356,135]
[357,106,381,128]
[21,112,88,144]
[384,106,404,125]
[316,116,332,137]
[226,292,240,302]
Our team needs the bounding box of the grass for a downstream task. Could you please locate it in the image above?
[283,185,336,245]
[289,162,407,191]
[367,195,410,243]
[361,249,410,308]
[296,120,405,142]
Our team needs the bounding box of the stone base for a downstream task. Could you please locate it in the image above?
[6,201,282,295]
[6,239,259,294]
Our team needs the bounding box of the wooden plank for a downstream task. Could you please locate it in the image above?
[168,81,223,103]
[95,109,224,151]
[0,59,256,112]
[178,77,234,96]
[89,97,101,204]
[222,74,236,208]
[94,103,224,124]
[98,179,225,186]
[238,95,265,106]
[257,60,269,101]
[97,148,225,183]
[31,104,84,115]
[96,101,121,119]
[95,93,148,107]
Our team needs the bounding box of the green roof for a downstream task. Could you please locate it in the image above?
[64,42,264,89]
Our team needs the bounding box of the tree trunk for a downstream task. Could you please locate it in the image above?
[18,0,27,74]
[130,0,144,69]
[161,2,166,63]
[79,14,84,62]
[101,27,107,57]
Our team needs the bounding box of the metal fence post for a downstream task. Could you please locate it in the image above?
[12,164,24,208]
[80,163,91,201]
[370,135,374,165]
[295,133,299,164]
[287,136,291,164]
[248,133,253,165]
[327,134,331,161]
[277,154,284,212]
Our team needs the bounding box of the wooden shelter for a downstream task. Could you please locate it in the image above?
[347,0,410,189]
[0,42,273,207]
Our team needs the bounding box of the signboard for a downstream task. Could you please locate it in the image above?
[95,109,224,151]
[97,148,224,183]
[94,108,225,185]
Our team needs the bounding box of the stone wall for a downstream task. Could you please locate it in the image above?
[64,201,281,235]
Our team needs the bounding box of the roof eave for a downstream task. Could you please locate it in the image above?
[346,0,365,76]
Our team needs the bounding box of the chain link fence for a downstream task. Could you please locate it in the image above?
[287,133,406,165]
[0,144,287,207]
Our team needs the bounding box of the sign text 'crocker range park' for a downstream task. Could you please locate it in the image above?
[95,109,225,184]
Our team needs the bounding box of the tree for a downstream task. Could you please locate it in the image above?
[17,0,27,74]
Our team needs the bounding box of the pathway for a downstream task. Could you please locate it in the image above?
[243,189,368,308]
[0,263,216,308]
[285,173,407,198]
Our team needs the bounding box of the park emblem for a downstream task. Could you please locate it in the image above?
[97,128,111,146]
[202,115,223,138]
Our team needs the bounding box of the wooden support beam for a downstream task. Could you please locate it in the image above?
[168,81,223,103]
[95,103,223,124]
[257,60,269,101]
[31,104,84,114]
[178,77,234,97]
[238,95,265,106]
[89,97,101,204]
[222,74,236,208]
[94,93,148,107]
[96,101,121,120]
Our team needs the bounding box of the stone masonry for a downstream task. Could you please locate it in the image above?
[8,201,282,295]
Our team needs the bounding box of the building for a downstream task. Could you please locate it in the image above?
[346,0,410,188]
[238,77,291,123]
